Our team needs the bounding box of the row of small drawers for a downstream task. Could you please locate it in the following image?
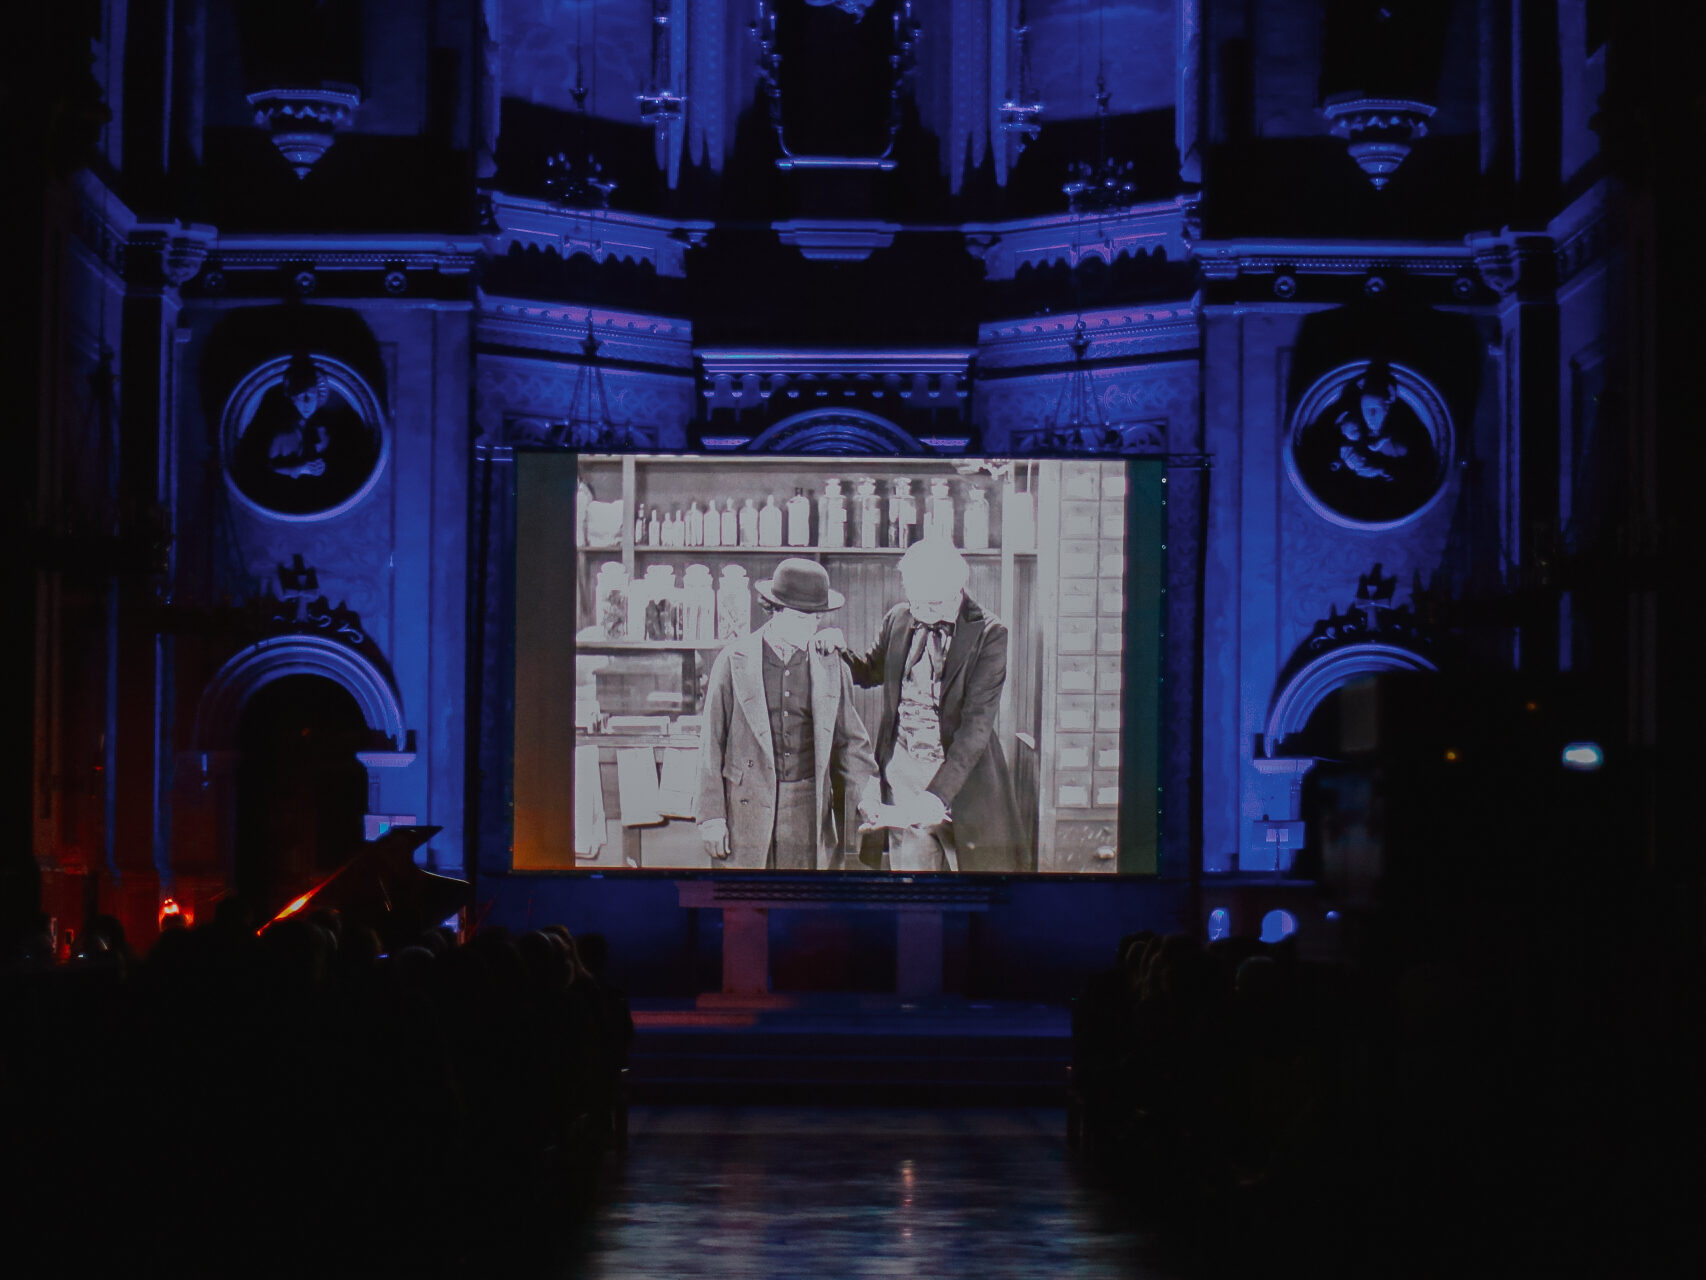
[1058,577,1127,617]
[1059,617,1125,653]
[1060,500,1126,542]
[1057,770,1122,809]
[1056,696,1123,734]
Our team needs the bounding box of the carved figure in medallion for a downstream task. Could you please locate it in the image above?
[1291,360,1444,526]
[225,352,385,520]
[268,352,331,479]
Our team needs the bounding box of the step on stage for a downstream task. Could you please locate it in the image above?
[629,996,1072,1106]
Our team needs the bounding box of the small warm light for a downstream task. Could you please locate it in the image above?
[157,897,192,929]
[1524,700,1538,712]
[1443,748,1459,762]
[1561,742,1604,771]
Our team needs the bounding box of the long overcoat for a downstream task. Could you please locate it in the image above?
[842,596,1030,873]
[696,631,878,869]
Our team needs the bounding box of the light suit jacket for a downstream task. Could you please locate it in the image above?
[697,631,879,869]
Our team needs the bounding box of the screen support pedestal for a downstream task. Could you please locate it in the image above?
[679,881,996,1001]
[896,909,945,998]
[722,905,771,996]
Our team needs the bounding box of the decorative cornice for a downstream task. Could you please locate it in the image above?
[70,171,137,278]
[977,306,1198,370]
[961,200,1191,279]
[477,294,695,368]
[485,191,710,277]
[695,348,974,411]
[1547,184,1611,291]
[1194,238,1473,282]
[201,234,483,275]
[773,221,902,263]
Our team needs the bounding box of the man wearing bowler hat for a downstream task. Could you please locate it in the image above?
[696,558,880,870]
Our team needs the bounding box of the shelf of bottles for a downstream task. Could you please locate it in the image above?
[573,456,1039,648]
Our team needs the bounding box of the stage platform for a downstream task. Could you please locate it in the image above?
[628,995,1073,1106]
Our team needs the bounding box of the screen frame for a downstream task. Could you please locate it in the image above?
[500,448,1165,881]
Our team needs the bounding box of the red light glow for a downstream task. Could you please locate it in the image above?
[158,897,193,929]
[257,866,347,935]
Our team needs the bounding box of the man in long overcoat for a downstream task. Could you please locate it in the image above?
[823,539,1030,873]
[696,559,879,870]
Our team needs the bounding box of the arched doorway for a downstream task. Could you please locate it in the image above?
[1263,642,1437,758]
[235,675,370,919]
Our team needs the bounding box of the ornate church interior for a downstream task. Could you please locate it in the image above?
[2,1,1697,1274]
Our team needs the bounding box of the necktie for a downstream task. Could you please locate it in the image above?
[905,621,952,681]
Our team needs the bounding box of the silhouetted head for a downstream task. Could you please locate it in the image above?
[339,925,382,973]
[577,932,610,977]
[212,896,255,935]
[306,908,342,950]
[260,916,330,989]
[1234,954,1279,1001]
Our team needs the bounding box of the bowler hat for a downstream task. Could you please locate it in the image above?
[756,558,844,613]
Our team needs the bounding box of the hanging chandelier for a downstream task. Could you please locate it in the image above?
[555,327,645,451]
[547,7,617,208]
[637,0,686,129]
[1017,321,1109,454]
[1062,75,1135,214]
[1061,3,1135,214]
[999,0,1043,149]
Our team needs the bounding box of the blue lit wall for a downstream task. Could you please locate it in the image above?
[24,0,1618,972]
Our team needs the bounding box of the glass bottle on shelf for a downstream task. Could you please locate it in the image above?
[854,477,882,549]
[786,487,811,546]
[963,484,991,551]
[595,562,629,639]
[923,477,955,544]
[641,565,677,641]
[717,565,752,638]
[819,478,846,548]
[683,564,716,643]
[719,498,738,547]
[634,503,648,547]
[648,508,662,547]
[758,495,783,547]
[738,498,759,547]
[888,478,917,548]
[685,500,704,547]
[664,571,685,639]
[576,480,592,547]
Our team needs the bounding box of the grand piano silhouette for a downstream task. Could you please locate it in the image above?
[262,825,470,946]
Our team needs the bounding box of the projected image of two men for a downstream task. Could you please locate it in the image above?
[548,456,1158,875]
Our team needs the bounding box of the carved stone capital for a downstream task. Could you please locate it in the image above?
[247,84,362,180]
[126,223,218,290]
[1321,95,1437,190]
[1466,230,1556,301]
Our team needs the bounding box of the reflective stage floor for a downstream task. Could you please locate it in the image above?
[545,1106,1189,1279]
